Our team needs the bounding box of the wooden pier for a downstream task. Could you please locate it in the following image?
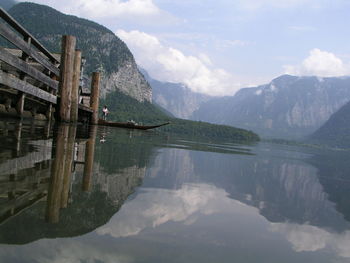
[0,7,100,124]
[0,120,97,225]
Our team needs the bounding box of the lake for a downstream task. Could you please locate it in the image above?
[0,119,349,263]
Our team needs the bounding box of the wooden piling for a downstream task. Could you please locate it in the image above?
[61,125,76,208]
[59,35,76,122]
[90,72,100,125]
[46,124,68,223]
[83,125,97,192]
[71,50,82,122]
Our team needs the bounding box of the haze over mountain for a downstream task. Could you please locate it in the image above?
[141,69,212,119]
[192,75,350,138]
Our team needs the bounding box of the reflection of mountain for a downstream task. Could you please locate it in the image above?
[0,125,159,245]
[190,148,350,232]
[307,151,350,222]
[144,149,195,190]
[145,146,350,232]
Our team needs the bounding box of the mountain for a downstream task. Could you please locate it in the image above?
[309,100,350,148]
[0,0,16,10]
[141,69,212,119]
[192,75,350,138]
[4,3,259,142]
[8,2,151,102]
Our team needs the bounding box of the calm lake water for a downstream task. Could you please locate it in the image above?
[0,119,349,263]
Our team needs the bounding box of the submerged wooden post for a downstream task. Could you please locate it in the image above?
[46,124,69,223]
[59,35,76,122]
[90,72,100,125]
[61,125,76,208]
[71,50,82,122]
[83,125,97,192]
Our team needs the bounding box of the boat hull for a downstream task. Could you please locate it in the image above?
[98,119,169,130]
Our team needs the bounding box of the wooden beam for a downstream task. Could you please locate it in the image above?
[83,125,97,192]
[0,71,57,104]
[90,72,100,125]
[0,22,60,76]
[0,47,59,90]
[70,50,82,122]
[61,125,76,208]
[0,7,59,65]
[59,35,76,122]
[78,104,93,113]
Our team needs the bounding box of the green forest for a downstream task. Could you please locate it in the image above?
[101,91,260,142]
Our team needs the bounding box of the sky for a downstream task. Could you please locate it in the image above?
[15,0,350,96]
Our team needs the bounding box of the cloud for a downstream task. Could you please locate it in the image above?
[97,183,252,238]
[270,223,350,258]
[117,30,242,96]
[18,0,163,20]
[284,48,350,77]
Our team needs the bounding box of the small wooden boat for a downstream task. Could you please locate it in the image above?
[98,119,170,130]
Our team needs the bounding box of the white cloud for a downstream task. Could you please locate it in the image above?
[284,48,350,77]
[117,30,242,96]
[270,223,350,258]
[97,183,254,238]
[19,0,162,19]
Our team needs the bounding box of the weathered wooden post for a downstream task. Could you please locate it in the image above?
[46,124,68,223]
[59,35,76,122]
[70,50,82,122]
[61,125,76,208]
[90,72,100,125]
[82,125,97,192]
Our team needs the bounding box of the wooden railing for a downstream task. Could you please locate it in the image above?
[0,7,59,118]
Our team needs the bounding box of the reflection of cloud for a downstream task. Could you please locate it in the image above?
[97,183,249,238]
[0,239,133,263]
[270,223,350,258]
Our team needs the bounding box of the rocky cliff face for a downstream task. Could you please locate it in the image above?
[192,75,350,138]
[141,70,211,118]
[8,2,151,102]
[101,61,151,102]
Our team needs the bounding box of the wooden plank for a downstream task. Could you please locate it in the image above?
[0,22,60,76]
[71,50,82,122]
[0,71,57,104]
[0,189,46,215]
[90,72,100,124]
[0,47,59,90]
[78,104,93,113]
[0,7,59,64]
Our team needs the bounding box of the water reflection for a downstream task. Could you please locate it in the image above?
[0,119,350,262]
[0,120,152,245]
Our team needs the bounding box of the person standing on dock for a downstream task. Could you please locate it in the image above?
[102,105,109,120]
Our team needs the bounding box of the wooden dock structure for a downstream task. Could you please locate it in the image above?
[0,120,98,225]
[0,7,100,124]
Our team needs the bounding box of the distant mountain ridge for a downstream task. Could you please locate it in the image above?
[309,100,350,148]
[140,69,212,119]
[192,75,350,138]
[8,2,151,102]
